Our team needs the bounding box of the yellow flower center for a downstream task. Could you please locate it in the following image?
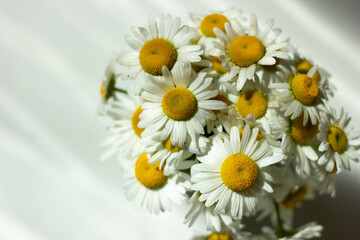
[139,38,178,76]
[206,232,232,240]
[221,153,258,192]
[229,36,265,67]
[212,56,229,74]
[131,106,145,137]
[291,74,319,106]
[290,115,318,144]
[163,138,180,153]
[162,87,197,121]
[296,60,320,83]
[237,90,268,119]
[135,153,168,189]
[200,14,229,38]
[239,128,263,141]
[327,126,348,154]
[282,186,309,210]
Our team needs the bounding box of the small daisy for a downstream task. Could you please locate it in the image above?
[100,91,144,161]
[184,191,235,232]
[209,13,289,91]
[271,65,326,125]
[97,60,126,114]
[190,224,253,240]
[227,76,280,134]
[317,106,360,172]
[261,222,323,240]
[189,8,244,56]
[289,45,335,98]
[123,153,189,214]
[281,115,320,176]
[138,63,227,149]
[118,14,203,81]
[191,125,284,219]
[141,131,194,176]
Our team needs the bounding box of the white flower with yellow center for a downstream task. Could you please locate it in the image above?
[138,63,227,149]
[289,44,335,97]
[141,132,194,176]
[271,65,326,125]
[228,76,279,134]
[118,14,202,81]
[123,153,189,214]
[189,8,245,56]
[100,92,145,160]
[184,191,235,232]
[191,125,284,219]
[317,107,360,172]
[281,115,320,176]
[209,14,289,91]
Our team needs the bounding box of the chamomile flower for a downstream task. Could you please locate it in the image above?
[271,65,326,125]
[100,92,144,161]
[189,8,244,56]
[118,14,202,81]
[228,76,279,134]
[123,153,189,214]
[141,131,193,176]
[184,191,235,232]
[209,14,289,91]
[289,45,335,98]
[191,125,284,219]
[139,63,227,149]
[281,115,320,176]
[317,107,360,172]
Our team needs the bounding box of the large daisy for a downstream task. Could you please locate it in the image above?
[138,63,227,149]
[123,153,189,214]
[118,14,202,81]
[189,8,244,56]
[271,65,326,125]
[209,13,289,91]
[191,125,284,219]
[100,91,144,161]
[317,106,360,172]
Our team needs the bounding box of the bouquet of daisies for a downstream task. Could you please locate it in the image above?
[98,7,360,240]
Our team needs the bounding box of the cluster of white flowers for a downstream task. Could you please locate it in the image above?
[98,8,360,240]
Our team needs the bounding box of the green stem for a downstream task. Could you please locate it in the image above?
[273,200,294,238]
[114,88,128,94]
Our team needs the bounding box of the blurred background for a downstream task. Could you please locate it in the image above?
[1,0,359,239]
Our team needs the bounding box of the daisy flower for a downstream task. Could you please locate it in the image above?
[100,91,144,161]
[317,106,360,172]
[190,224,253,240]
[289,44,335,98]
[191,125,284,219]
[118,14,202,81]
[209,13,289,91]
[281,115,320,176]
[123,153,189,214]
[227,76,280,134]
[138,63,227,149]
[271,65,326,125]
[184,191,235,232]
[141,131,194,176]
[188,8,244,56]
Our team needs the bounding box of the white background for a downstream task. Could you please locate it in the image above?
[1,0,360,239]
